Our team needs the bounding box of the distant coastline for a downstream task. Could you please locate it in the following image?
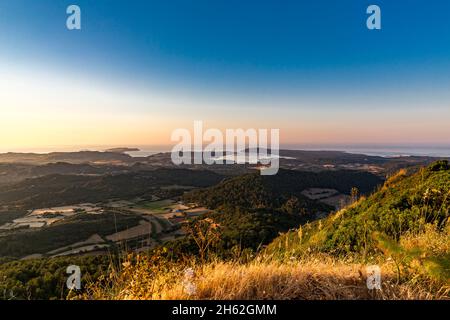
[1,145,449,158]
[288,146,450,158]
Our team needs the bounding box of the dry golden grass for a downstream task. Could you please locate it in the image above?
[77,221,449,301]
[79,253,448,300]
[400,223,450,256]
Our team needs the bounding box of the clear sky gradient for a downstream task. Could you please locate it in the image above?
[1,0,450,149]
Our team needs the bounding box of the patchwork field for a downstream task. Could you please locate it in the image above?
[135,199,176,212]
[0,204,103,230]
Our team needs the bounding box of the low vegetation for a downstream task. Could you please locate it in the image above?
[0,255,111,300]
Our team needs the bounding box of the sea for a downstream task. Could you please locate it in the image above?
[283,145,450,158]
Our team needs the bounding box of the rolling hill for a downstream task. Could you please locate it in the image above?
[266,160,450,256]
[183,168,383,213]
[0,168,224,209]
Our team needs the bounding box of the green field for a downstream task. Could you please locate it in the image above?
[136,199,175,213]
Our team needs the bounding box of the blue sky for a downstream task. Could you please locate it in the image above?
[1,0,450,147]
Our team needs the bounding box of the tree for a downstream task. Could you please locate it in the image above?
[281,196,301,215]
[185,218,221,263]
